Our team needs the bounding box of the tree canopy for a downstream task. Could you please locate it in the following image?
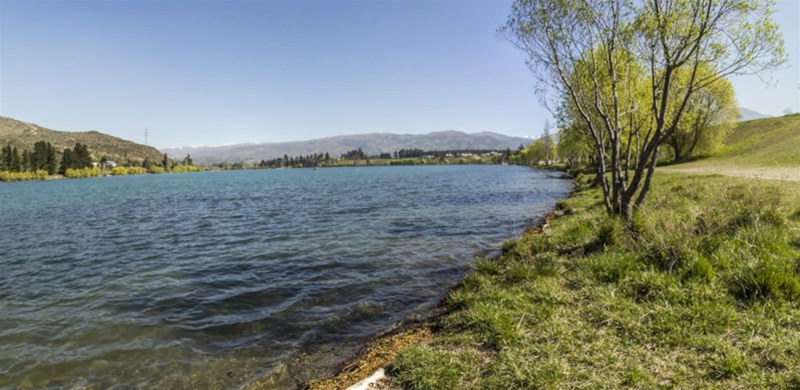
[502,0,784,220]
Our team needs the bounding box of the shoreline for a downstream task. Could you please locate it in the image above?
[0,160,507,183]
[294,168,575,390]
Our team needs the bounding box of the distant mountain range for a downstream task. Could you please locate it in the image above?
[161,131,533,165]
[0,116,163,163]
[738,107,771,122]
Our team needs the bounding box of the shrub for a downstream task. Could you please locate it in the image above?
[148,166,164,174]
[110,167,128,176]
[172,165,202,173]
[126,166,147,175]
[0,170,48,181]
[64,167,102,179]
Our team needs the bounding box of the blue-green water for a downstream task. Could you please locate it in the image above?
[0,165,571,389]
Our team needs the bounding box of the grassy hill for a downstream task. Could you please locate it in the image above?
[661,114,799,181]
[0,116,164,164]
[691,114,799,167]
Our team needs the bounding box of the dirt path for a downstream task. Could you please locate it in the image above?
[660,165,800,181]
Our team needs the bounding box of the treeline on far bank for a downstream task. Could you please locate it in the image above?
[0,141,201,182]
[212,148,514,170]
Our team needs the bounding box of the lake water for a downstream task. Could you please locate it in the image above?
[0,165,571,389]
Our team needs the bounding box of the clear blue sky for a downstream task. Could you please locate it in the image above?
[1,1,798,149]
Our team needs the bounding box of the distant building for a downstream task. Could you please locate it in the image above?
[103,161,117,168]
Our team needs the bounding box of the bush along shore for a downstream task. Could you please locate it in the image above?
[308,171,800,389]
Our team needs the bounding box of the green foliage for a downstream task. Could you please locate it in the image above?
[0,169,48,182]
[59,143,93,174]
[172,165,201,173]
[504,0,784,219]
[519,136,556,165]
[30,141,58,174]
[110,166,128,176]
[126,166,147,175]
[148,166,164,174]
[664,67,740,161]
[64,167,102,179]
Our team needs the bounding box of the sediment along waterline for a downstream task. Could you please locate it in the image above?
[0,165,571,388]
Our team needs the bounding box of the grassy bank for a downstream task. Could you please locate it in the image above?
[386,172,800,388]
[0,165,204,182]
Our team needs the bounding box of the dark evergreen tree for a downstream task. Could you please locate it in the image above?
[22,149,32,171]
[59,148,75,174]
[0,144,9,170]
[11,147,21,171]
[72,143,92,168]
[46,143,58,174]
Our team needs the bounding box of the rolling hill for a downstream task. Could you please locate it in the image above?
[0,116,164,163]
[662,114,800,180]
[161,131,533,165]
[692,113,800,166]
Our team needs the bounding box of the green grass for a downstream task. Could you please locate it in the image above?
[389,172,800,389]
[682,114,800,167]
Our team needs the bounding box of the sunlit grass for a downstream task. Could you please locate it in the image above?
[389,172,800,388]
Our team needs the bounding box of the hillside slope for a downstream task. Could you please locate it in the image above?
[662,114,800,180]
[162,130,532,165]
[711,114,800,166]
[0,116,164,163]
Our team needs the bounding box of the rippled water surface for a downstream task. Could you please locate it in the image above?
[0,165,571,389]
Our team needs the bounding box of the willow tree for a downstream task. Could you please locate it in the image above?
[502,0,784,221]
[665,66,739,161]
[557,125,593,168]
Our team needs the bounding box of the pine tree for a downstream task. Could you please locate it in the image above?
[46,143,58,174]
[11,146,21,171]
[22,149,32,171]
[59,148,74,174]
